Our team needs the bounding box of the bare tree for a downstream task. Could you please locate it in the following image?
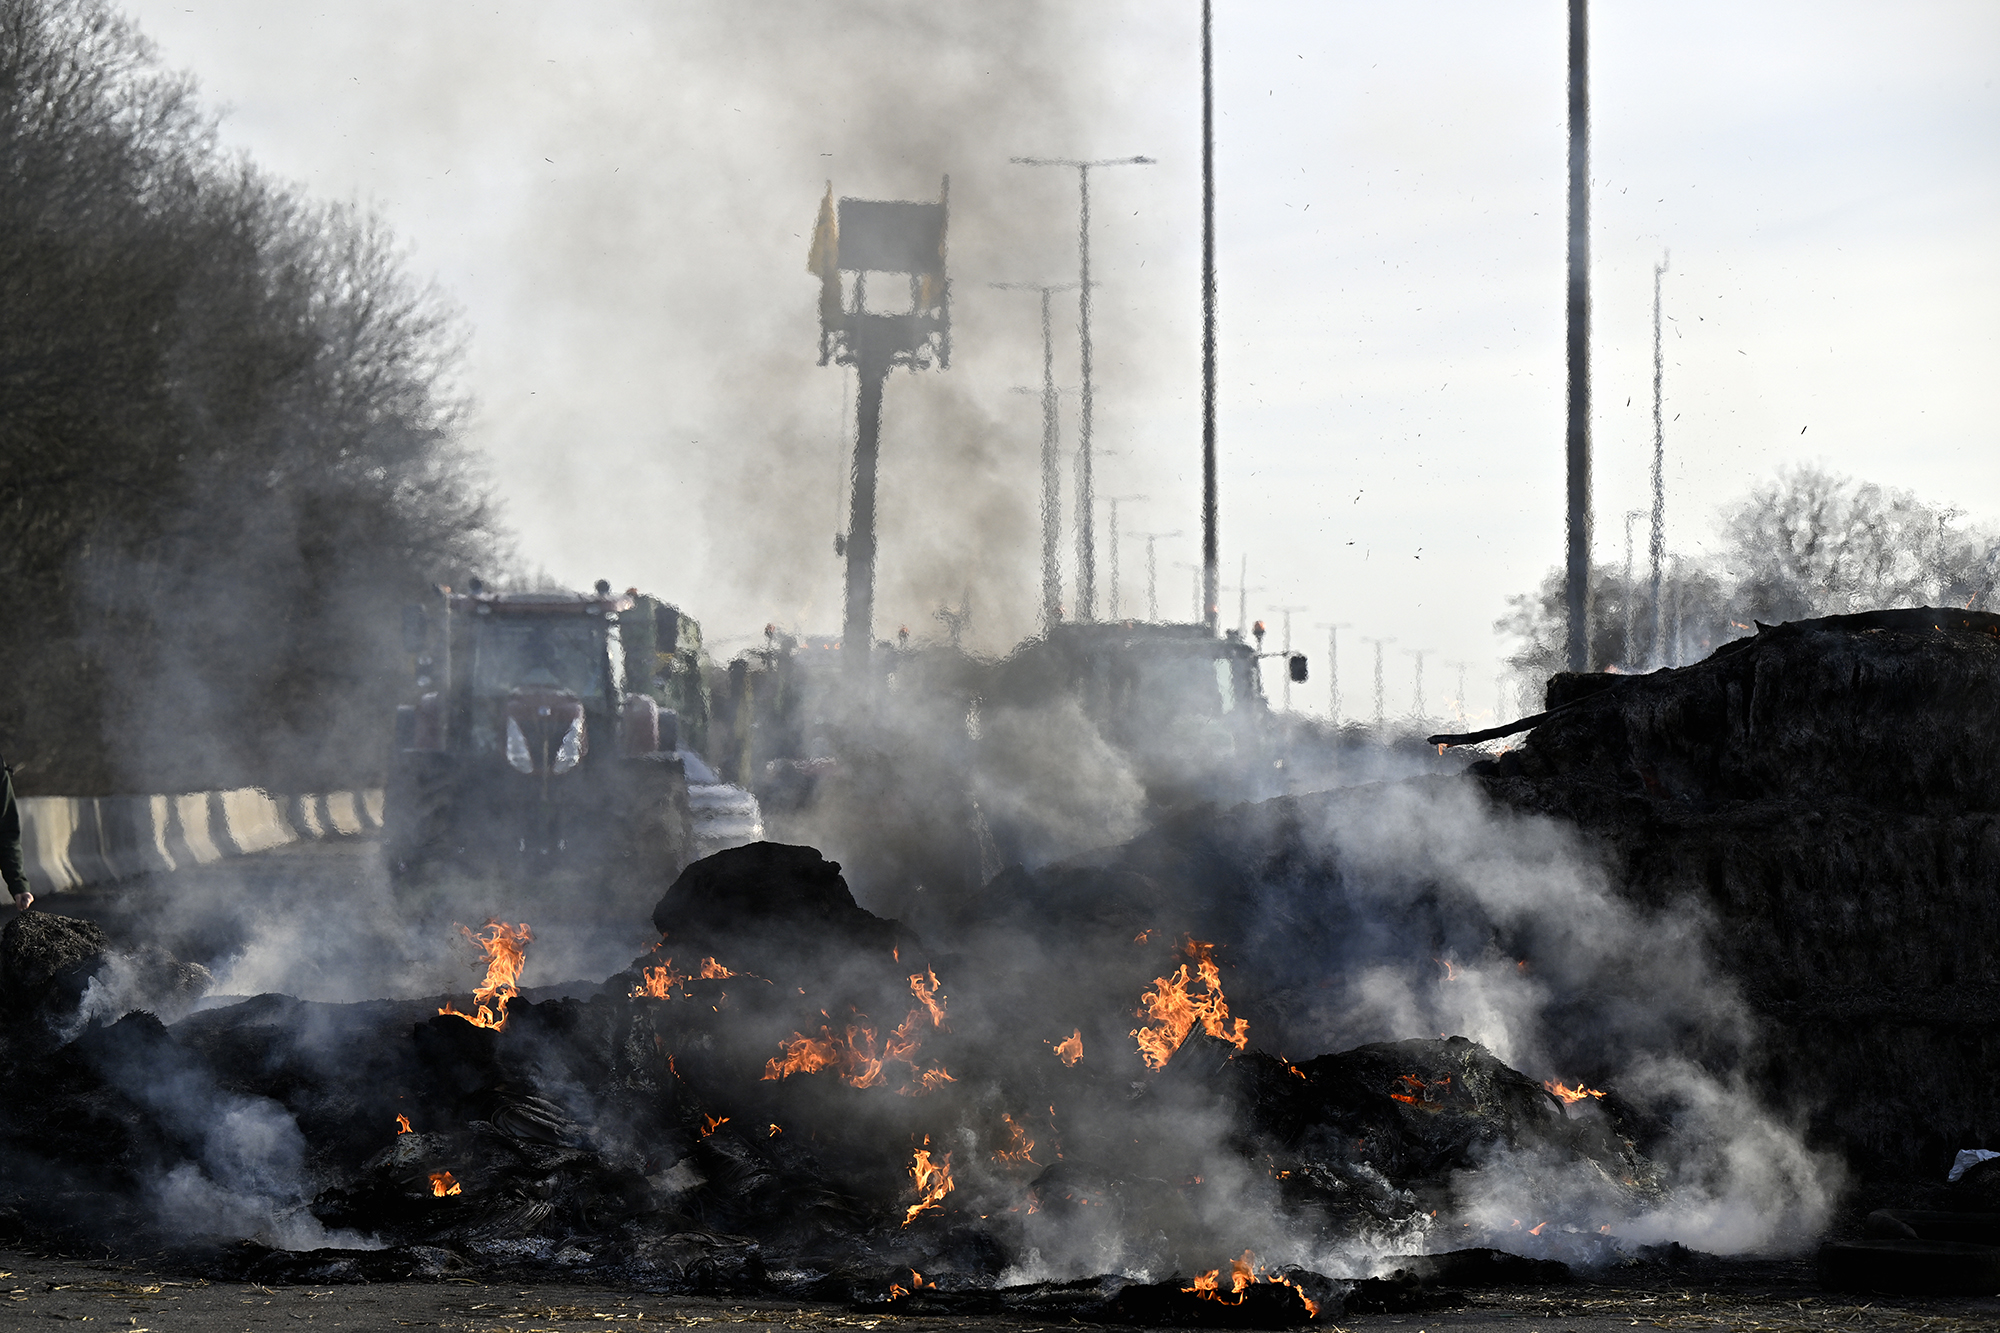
[1720,465,1995,621]
[1496,464,1995,711]
[0,0,504,793]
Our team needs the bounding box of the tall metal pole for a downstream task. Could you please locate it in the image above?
[1105,495,1146,620]
[1078,165,1096,621]
[1319,622,1351,723]
[1623,508,1642,664]
[993,281,1078,635]
[1041,289,1063,632]
[1364,636,1395,731]
[1011,155,1151,624]
[1447,660,1471,726]
[1405,647,1429,721]
[844,338,890,675]
[1148,536,1157,621]
[1237,553,1249,639]
[1648,252,1670,668]
[1137,531,1180,622]
[1201,0,1221,637]
[1564,0,1593,672]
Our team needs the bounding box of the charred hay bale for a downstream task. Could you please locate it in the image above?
[0,912,109,1019]
[1457,611,2000,1173]
[1489,608,2000,812]
[1219,1037,1658,1204]
[648,842,923,977]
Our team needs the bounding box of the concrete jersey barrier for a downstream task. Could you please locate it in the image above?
[16,787,385,895]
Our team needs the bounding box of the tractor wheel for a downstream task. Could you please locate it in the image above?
[609,754,694,903]
[385,752,458,885]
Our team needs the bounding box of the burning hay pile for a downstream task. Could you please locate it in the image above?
[0,838,1675,1320]
[6,609,1994,1312]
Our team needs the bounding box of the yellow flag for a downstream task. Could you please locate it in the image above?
[806,183,837,275]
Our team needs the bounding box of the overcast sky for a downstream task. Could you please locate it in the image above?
[120,1,2000,726]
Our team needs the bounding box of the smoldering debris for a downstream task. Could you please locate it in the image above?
[1,910,213,1031]
[0,833,1786,1320]
[8,608,1999,1310]
[1457,607,2000,1179]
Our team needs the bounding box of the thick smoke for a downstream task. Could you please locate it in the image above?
[915,775,1839,1277]
[74,1014,380,1252]
[350,0,1206,654]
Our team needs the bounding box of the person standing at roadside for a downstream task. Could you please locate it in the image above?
[2,753,32,911]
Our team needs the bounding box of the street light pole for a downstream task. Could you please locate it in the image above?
[1318,623,1351,723]
[1011,154,1153,622]
[1623,508,1643,665]
[1200,0,1220,638]
[1363,636,1396,732]
[993,281,1080,635]
[1104,494,1146,621]
[1649,251,1670,668]
[1136,531,1181,622]
[1564,0,1593,672]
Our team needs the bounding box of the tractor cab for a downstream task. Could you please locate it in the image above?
[387,580,687,892]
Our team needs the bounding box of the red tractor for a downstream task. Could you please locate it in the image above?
[386,579,692,896]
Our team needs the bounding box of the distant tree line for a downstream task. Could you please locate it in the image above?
[1500,464,2000,705]
[1,0,502,794]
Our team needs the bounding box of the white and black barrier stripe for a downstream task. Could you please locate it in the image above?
[15,788,385,895]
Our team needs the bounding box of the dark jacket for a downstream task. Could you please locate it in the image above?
[0,756,27,898]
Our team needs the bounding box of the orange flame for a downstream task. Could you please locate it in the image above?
[1131,939,1248,1070]
[632,962,687,998]
[992,1113,1037,1165]
[1273,1276,1320,1318]
[910,969,947,1028]
[700,1114,730,1137]
[1051,1028,1084,1066]
[768,1123,782,1137]
[1545,1079,1606,1105]
[903,1140,954,1225]
[428,1171,462,1197]
[763,975,952,1093]
[1182,1250,1319,1318]
[632,956,737,999]
[437,921,531,1030]
[912,1065,956,1093]
[1389,1073,1450,1108]
[394,1113,412,1134]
